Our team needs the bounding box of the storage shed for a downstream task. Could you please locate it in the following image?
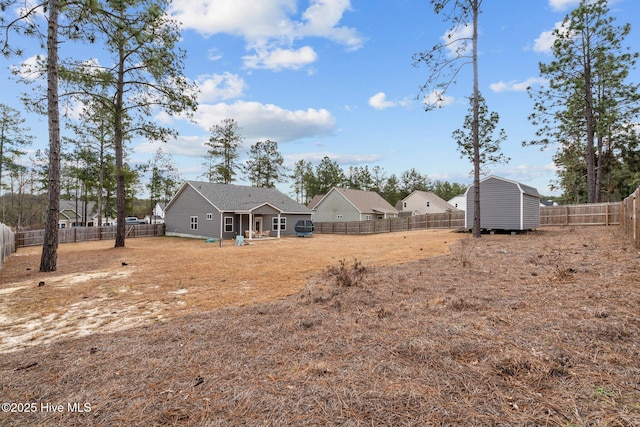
[465,176,541,231]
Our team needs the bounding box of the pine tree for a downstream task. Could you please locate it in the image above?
[245,140,287,188]
[414,0,483,236]
[526,0,640,202]
[452,92,509,176]
[205,118,243,184]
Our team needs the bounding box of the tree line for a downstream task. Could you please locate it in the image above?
[0,110,468,230]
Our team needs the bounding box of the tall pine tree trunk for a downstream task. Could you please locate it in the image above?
[471,0,481,238]
[583,24,597,204]
[40,0,61,272]
[114,24,126,248]
[114,83,125,247]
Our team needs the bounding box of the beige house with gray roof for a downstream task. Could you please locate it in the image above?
[397,190,460,216]
[309,187,398,222]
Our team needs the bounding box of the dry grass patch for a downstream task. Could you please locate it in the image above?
[0,229,459,353]
[0,226,639,425]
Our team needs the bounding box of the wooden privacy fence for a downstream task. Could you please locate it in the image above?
[16,224,165,248]
[315,203,623,236]
[622,188,640,248]
[539,202,621,226]
[1,222,15,268]
[315,212,465,235]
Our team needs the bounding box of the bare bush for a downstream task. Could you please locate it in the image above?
[326,258,367,287]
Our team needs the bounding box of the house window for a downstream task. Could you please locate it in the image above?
[337,215,343,220]
[364,214,372,220]
[190,216,198,230]
[272,217,286,230]
[403,202,407,208]
[206,213,213,220]
[426,201,430,207]
[224,216,233,232]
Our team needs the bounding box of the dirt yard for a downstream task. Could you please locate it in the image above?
[0,229,459,353]
[0,226,639,426]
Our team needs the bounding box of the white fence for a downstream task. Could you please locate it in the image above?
[0,223,16,269]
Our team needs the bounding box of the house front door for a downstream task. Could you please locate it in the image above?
[254,217,263,234]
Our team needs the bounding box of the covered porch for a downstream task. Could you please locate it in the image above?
[233,202,284,240]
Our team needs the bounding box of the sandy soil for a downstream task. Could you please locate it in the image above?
[0,229,460,353]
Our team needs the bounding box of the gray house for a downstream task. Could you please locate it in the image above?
[310,187,398,222]
[465,176,540,231]
[164,181,313,239]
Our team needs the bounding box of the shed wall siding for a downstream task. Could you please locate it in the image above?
[165,186,221,238]
[466,177,539,230]
[313,191,360,222]
[522,194,540,229]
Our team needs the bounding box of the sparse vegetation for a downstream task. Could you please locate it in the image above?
[0,226,639,425]
[326,258,366,287]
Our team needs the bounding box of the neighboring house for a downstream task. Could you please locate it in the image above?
[153,202,167,219]
[540,199,558,207]
[58,200,97,228]
[144,202,167,224]
[396,190,460,216]
[164,181,313,239]
[465,175,540,231]
[307,194,324,211]
[310,187,398,222]
[448,194,467,212]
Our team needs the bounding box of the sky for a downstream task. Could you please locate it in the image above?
[2,0,640,199]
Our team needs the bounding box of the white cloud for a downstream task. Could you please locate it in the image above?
[441,23,474,58]
[11,55,45,81]
[494,162,557,184]
[243,45,317,70]
[368,92,412,110]
[534,21,563,53]
[297,0,363,50]
[533,20,577,54]
[170,0,296,39]
[422,91,455,108]
[190,101,336,144]
[548,0,580,12]
[207,48,223,61]
[196,72,247,102]
[368,92,395,110]
[285,151,382,166]
[490,77,547,93]
[170,0,363,71]
[136,135,208,157]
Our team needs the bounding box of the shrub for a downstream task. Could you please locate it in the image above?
[326,258,366,287]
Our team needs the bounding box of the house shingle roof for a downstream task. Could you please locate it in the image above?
[185,181,312,214]
[332,187,398,214]
[402,191,460,212]
[59,200,98,217]
[307,194,324,210]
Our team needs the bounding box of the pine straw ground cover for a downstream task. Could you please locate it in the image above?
[0,226,639,426]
